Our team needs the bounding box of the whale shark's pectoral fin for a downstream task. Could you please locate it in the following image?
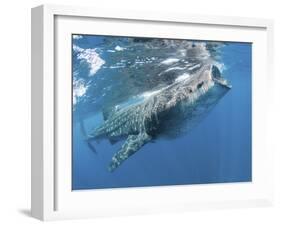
[108,132,151,172]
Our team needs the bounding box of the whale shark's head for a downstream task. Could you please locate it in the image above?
[155,64,231,139]
[179,64,231,96]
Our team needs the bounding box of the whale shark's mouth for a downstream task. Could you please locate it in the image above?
[211,65,232,89]
[214,77,232,89]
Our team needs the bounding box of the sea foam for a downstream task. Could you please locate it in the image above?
[73,78,88,105]
[74,45,105,76]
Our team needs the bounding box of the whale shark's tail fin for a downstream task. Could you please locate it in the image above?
[79,117,97,154]
[108,132,151,172]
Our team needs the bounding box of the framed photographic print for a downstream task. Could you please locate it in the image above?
[31,4,274,220]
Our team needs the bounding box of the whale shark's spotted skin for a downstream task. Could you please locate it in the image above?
[88,64,231,171]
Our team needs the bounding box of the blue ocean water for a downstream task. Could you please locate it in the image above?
[72,35,252,190]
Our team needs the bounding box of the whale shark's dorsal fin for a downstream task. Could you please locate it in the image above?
[102,105,121,121]
[108,132,151,172]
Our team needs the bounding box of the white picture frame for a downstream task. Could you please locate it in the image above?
[31,4,274,221]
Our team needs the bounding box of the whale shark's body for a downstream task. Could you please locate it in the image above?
[87,64,231,171]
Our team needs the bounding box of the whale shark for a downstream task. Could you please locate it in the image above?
[87,64,231,172]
